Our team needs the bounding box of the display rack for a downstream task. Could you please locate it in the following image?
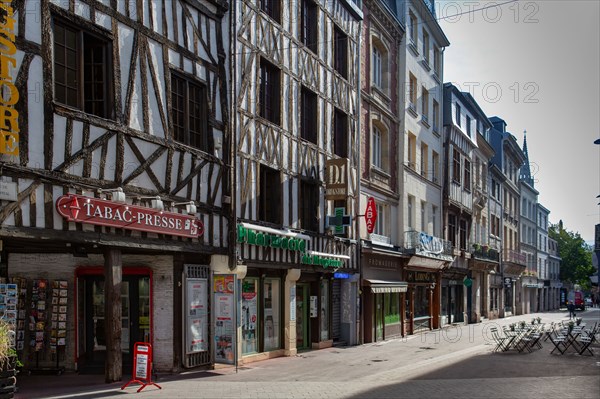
[27,279,64,375]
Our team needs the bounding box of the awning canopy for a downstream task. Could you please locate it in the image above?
[364,279,408,293]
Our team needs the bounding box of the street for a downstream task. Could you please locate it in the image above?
[16,309,600,399]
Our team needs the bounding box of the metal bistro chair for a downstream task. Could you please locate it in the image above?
[549,328,569,355]
[491,327,510,352]
[575,324,598,356]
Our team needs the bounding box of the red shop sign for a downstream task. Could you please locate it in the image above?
[121,342,161,393]
[56,194,204,238]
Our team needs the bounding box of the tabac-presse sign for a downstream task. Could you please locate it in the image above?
[56,194,204,238]
[365,197,377,234]
[325,158,348,200]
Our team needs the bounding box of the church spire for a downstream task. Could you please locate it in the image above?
[520,130,534,186]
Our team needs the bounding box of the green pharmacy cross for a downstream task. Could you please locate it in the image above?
[326,208,352,235]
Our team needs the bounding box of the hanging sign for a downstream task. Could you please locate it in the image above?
[121,342,161,393]
[365,197,377,234]
[56,194,203,238]
[325,158,349,200]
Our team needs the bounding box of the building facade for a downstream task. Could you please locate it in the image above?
[536,203,550,311]
[548,237,562,310]
[489,117,526,316]
[462,93,499,322]
[397,0,452,334]
[359,0,407,343]
[519,132,539,314]
[1,0,232,377]
[231,0,363,363]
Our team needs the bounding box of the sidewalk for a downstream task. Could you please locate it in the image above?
[14,310,600,399]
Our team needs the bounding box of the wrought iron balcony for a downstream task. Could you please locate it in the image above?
[404,230,453,257]
[470,243,500,262]
[504,249,527,266]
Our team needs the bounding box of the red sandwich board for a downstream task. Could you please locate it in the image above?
[365,197,377,234]
[121,342,162,393]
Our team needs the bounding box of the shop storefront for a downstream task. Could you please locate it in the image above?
[361,249,407,343]
[236,222,357,363]
[488,273,503,320]
[405,269,441,333]
[0,193,229,375]
[441,278,464,325]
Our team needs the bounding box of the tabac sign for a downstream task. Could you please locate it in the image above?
[325,158,349,200]
[0,1,19,156]
[56,194,204,238]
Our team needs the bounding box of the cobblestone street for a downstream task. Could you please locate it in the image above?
[16,309,600,399]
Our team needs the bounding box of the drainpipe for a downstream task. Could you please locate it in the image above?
[356,17,364,347]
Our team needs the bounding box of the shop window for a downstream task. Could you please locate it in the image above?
[414,286,429,318]
[264,278,280,351]
[320,280,329,341]
[241,278,259,354]
[384,293,400,326]
[53,19,113,119]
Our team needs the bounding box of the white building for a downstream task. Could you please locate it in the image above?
[537,203,550,310]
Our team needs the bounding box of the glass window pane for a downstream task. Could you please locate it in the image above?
[242,278,259,354]
[264,278,280,351]
[320,280,328,340]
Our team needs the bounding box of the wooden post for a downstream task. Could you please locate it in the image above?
[104,248,123,382]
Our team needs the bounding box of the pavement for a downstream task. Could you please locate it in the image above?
[14,308,600,399]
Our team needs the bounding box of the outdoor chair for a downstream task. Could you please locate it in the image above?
[575,333,594,356]
[549,330,568,355]
[491,327,510,352]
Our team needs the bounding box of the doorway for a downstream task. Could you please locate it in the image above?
[79,273,151,373]
[296,284,309,350]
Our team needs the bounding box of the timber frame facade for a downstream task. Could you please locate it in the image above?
[231,0,363,361]
[1,0,231,377]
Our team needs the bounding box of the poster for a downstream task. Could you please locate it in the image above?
[185,278,208,353]
[241,280,258,354]
[290,285,296,322]
[214,275,235,365]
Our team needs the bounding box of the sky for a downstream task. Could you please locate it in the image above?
[436,0,600,244]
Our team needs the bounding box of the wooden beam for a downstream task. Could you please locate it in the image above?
[104,247,123,382]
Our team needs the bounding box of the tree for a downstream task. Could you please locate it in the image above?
[548,220,594,289]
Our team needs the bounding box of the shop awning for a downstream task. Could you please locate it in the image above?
[364,279,408,293]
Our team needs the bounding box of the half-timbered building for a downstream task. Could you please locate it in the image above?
[232,0,363,363]
[0,0,231,377]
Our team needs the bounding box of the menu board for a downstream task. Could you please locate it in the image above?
[214,275,235,364]
[185,278,208,353]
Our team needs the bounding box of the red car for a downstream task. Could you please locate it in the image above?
[573,291,586,311]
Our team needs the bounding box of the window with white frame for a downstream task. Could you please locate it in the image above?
[372,44,382,88]
[420,201,426,232]
[409,11,417,45]
[431,150,439,183]
[420,142,428,178]
[408,132,416,170]
[407,195,414,229]
[374,202,386,236]
[421,87,429,122]
[432,205,438,235]
[432,99,439,132]
[422,29,430,64]
[409,73,417,109]
[372,124,382,169]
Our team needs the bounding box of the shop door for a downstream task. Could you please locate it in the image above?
[82,275,150,373]
[375,294,384,341]
[296,284,309,350]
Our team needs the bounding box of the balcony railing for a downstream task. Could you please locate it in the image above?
[404,230,453,257]
[504,249,526,265]
[470,243,500,262]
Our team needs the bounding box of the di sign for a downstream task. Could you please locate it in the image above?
[325,158,348,200]
[365,197,377,234]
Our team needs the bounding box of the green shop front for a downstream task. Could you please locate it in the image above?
[236,223,357,364]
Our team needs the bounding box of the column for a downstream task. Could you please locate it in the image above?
[104,247,122,383]
[284,269,301,356]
